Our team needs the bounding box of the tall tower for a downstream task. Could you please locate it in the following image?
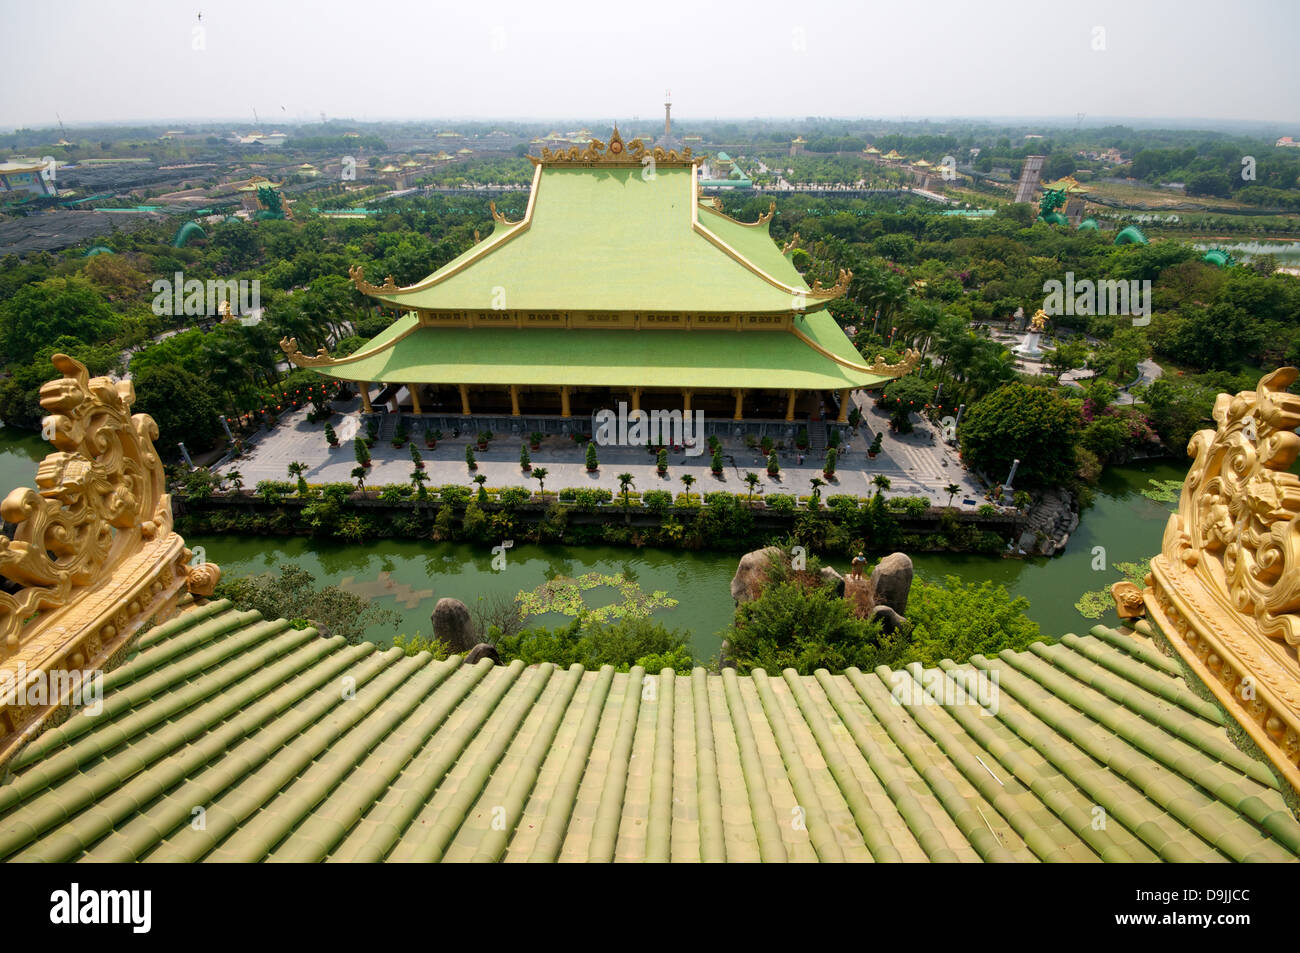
[664,89,672,139]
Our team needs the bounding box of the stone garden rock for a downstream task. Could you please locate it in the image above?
[432,597,477,652]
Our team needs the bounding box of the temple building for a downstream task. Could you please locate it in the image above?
[0,358,1298,861]
[282,127,918,437]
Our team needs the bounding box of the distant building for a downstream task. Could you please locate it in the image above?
[0,160,54,197]
[790,136,806,157]
[1278,136,1300,149]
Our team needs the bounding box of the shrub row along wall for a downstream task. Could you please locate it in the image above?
[173,485,1022,557]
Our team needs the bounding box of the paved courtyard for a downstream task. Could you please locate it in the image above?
[216,392,988,509]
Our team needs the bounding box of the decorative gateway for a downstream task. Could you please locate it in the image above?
[1146,367,1300,793]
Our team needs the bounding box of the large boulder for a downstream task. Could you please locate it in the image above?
[819,565,846,598]
[465,642,501,666]
[731,546,784,604]
[432,597,477,652]
[869,552,914,616]
[871,605,907,634]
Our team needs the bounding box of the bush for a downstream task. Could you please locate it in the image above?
[767,493,797,515]
[214,564,399,645]
[643,489,673,513]
[496,616,694,672]
[725,577,904,675]
[959,383,1081,487]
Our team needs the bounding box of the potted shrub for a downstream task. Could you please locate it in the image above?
[760,435,774,455]
[767,451,780,477]
[796,426,809,451]
[868,432,883,458]
[711,446,724,477]
[410,443,425,470]
[823,447,837,480]
[466,444,477,470]
[657,448,668,475]
[477,430,492,450]
[354,437,372,470]
[585,442,599,472]
[392,422,409,448]
[324,422,339,448]
[520,442,532,472]
[529,431,543,451]
[425,427,441,449]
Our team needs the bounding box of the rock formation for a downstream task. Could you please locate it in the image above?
[869,552,913,616]
[1016,487,1079,556]
[431,597,478,652]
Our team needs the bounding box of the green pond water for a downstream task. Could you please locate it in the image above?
[0,427,1184,658]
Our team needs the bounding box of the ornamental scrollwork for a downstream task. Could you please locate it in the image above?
[531,126,697,167]
[1164,366,1300,648]
[280,336,336,368]
[348,264,400,295]
[0,354,171,650]
[810,268,853,300]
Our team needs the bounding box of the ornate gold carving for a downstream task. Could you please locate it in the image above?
[781,232,801,255]
[1145,366,1300,796]
[186,561,222,598]
[279,337,336,368]
[809,268,852,300]
[757,201,775,226]
[1110,581,1146,619]
[489,201,519,226]
[864,347,921,377]
[1029,309,1049,333]
[1168,367,1300,645]
[348,264,399,295]
[529,125,698,167]
[0,355,172,649]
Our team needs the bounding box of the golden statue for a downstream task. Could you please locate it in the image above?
[1029,309,1048,333]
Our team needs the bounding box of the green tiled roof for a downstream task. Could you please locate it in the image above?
[369,166,809,314]
[1,600,1297,862]
[317,312,895,390]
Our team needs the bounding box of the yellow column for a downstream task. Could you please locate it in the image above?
[458,384,471,415]
[359,383,373,413]
[837,388,852,424]
[560,385,571,418]
[510,384,521,417]
[630,387,641,413]
[409,385,422,415]
[785,388,798,422]
[682,389,692,414]
[733,388,744,421]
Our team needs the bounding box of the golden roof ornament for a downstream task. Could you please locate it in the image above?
[0,355,209,766]
[280,337,336,368]
[809,268,852,299]
[529,124,698,167]
[348,264,399,295]
[781,232,802,255]
[1145,366,1300,795]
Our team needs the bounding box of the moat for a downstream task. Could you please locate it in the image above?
[0,428,1184,656]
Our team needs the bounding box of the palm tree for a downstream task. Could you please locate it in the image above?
[809,476,826,503]
[227,469,244,493]
[680,473,696,497]
[744,471,761,504]
[532,466,549,501]
[872,474,892,498]
[287,461,308,496]
[351,465,367,494]
[945,482,961,509]
[617,472,635,505]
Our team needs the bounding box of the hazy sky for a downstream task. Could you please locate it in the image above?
[2,0,1297,129]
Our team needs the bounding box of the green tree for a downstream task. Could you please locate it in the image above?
[466,444,477,470]
[519,442,531,470]
[532,466,549,500]
[585,442,598,470]
[130,364,223,453]
[354,436,371,468]
[0,276,120,363]
[214,564,399,645]
[743,471,761,503]
[944,482,961,509]
[959,383,1081,487]
[900,575,1042,666]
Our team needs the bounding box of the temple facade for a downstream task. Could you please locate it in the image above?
[281,127,918,439]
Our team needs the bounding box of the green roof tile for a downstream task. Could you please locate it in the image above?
[0,604,1296,863]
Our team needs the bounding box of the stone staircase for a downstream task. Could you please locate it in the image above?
[807,416,827,453]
